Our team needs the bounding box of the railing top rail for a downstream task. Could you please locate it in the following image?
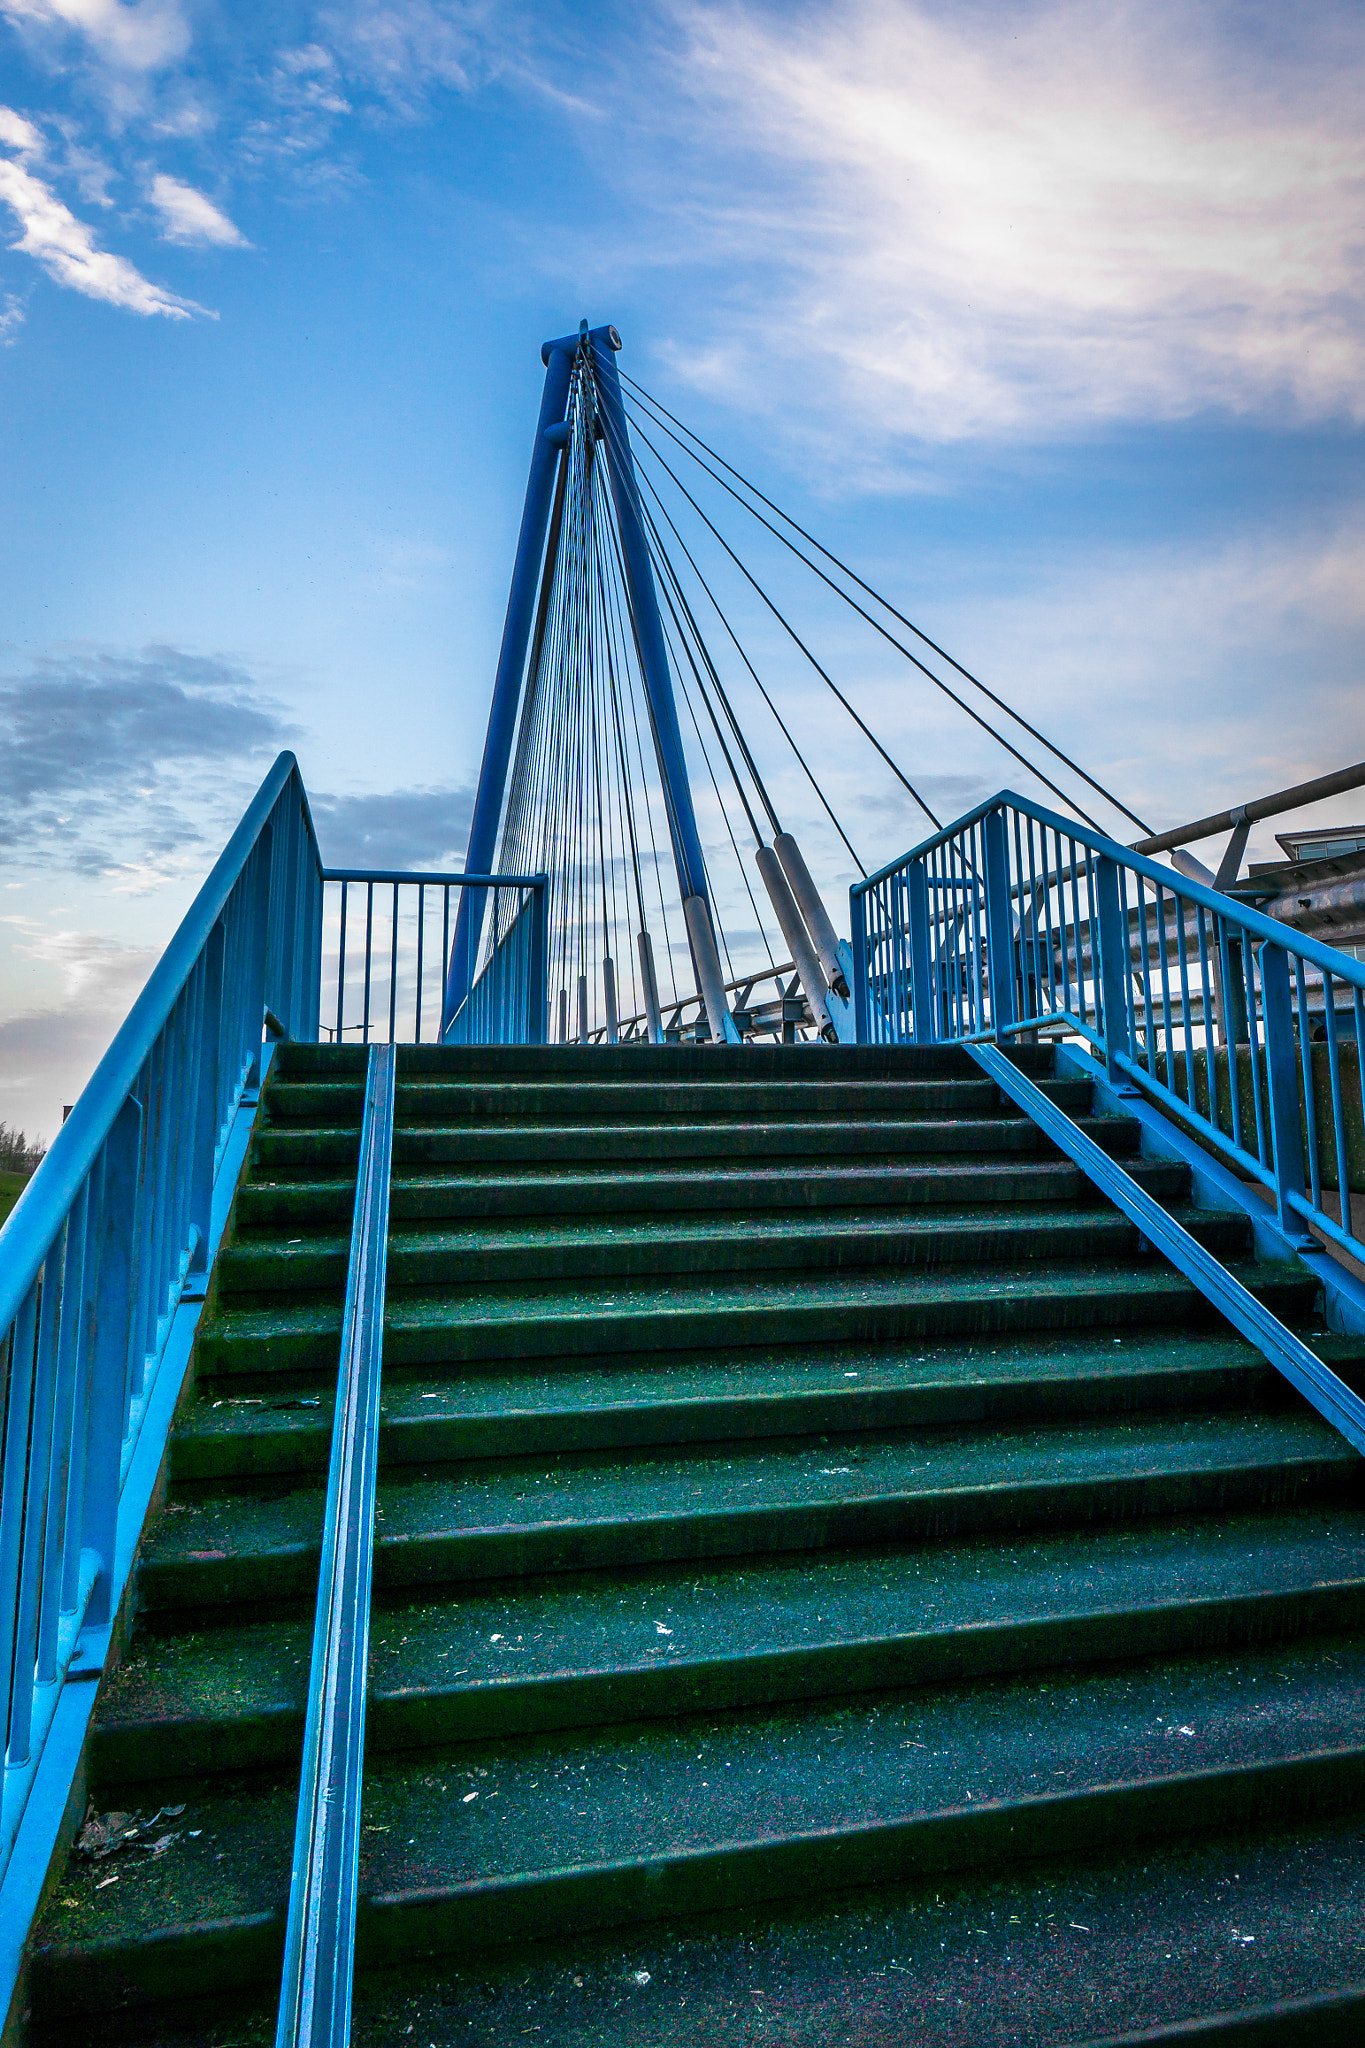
[322,869,549,887]
[854,787,1365,992]
[0,750,318,1325]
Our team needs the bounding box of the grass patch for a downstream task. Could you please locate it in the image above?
[0,1169,31,1229]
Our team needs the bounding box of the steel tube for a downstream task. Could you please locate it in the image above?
[1131,762,1365,858]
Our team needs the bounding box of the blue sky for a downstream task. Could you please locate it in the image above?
[1,0,1363,1134]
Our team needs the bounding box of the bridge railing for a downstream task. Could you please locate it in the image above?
[851,790,1365,1266]
[323,872,548,1046]
[0,753,321,1895]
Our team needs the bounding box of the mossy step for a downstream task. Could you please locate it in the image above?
[249,1113,1141,1174]
[174,1329,1287,1480]
[262,1076,1096,1128]
[33,1634,1365,2010]
[195,1261,1319,1376]
[232,1155,1194,1234]
[216,1204,1253,1299]
[92,1505,1365,1778]
[138,1407,1356,1610]
[275,1041,1048,1082]
[47,1817,1365,2047]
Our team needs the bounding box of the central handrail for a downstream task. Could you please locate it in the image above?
[276,1043,395,2048]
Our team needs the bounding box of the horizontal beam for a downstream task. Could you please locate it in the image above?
[322,871,547,888]
[1130,762,1365,858]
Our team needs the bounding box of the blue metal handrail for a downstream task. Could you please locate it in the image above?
[0,752,322,1899]
[851,790,1365,1268]
[276,1043,395,2048]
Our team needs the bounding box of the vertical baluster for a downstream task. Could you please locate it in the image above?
[1296,958,1322,1214]
[0,1284,40,1761]
[1054,834,1071,1019]
[133,1040,166,1403]
[983,809,1015,1042]
[415,885,425,1043]
[1092,856,1128,1085]
[147,1016,180,1373]
[38,1181,87,1681]
[1195,904,1217,1110]
[532,882,549,1045]
[61,1154,104,1616]
[849,886,869,1043]
[247,828,274,1087]
[1323,971,1351,1235]
[82,1096,143,1626]
[1239,937,1266,1166]
[170,970,198,1284]
[973,829,985,1031]
[1039,829,1059,1020]
[1135,879,1156,1078]
[1153,883,1175,1085]
[190,923,226,1275]
[1117,866,1137,1064]
[10,1223,67,1763]
[1174,890,1196,1102]
[388,882,400,1045]
[1261,942,1309,1240]
[335,882,348,1045]
[362,885,374,1047]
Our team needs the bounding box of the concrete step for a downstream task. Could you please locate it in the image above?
[261,1075,1096,1128]
[233,1154,1194,1235]
[137,1406,1357,1613]
[32,1632,1365,2015]
[215,1204,1254,1299]
[273,1041,1058,1082]
[194,1260,1320,1377]
[249,1113,1142,1176]
[173,1329,1291,1480]
[91,1503,1365,1780]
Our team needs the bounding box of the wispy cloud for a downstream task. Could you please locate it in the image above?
[147,170,246,245]
[0,643,297,869]
[645,0,1365,442]
[0,105,204,312]
[0,927,158,1139]
[0,1,189,75]
[310,785,474,870]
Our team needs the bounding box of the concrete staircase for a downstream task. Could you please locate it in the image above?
[24,1043,1365,2044]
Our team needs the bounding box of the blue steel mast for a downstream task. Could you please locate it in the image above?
[443,323,736,1043]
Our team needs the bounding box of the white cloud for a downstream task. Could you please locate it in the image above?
[0,105,42,153]
[0,290,24,340]
[148,171,246,246]
[0,134,203,314]
[0,918,156,1006]
[0,0,189,73]
[658,0,1365,441]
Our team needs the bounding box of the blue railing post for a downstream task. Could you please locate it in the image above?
[849,886,870,1043]
[82,1096,142,1626]
[982,809,1016,1041]
[247,827,274,1086]
[1093,854,1130,1086]
[1261,941,1312,1243]
[188,919,225,1279]
[530,879,548,1045]
[907,859,932,1045]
